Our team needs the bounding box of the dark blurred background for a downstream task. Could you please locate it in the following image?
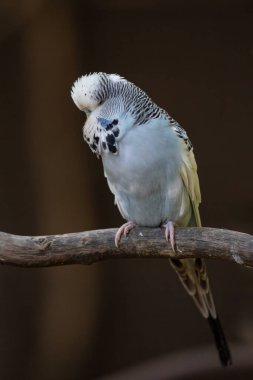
[0,0,252,379]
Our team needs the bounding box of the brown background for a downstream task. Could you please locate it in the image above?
[0,1,252,379]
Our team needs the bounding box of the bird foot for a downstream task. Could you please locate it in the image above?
[115,221,136,248]
[162,220,176,252]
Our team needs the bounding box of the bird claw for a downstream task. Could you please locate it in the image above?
[163,220,176,252]
[115,221,136,248]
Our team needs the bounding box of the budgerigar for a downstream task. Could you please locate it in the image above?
[71,72,232,366]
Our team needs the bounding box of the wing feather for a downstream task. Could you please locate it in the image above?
[170,122,216,319]
[170,122,231,366]
[179,142,201,226]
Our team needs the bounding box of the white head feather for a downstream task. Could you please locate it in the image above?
[71,73,101,112]
[71,72,125,113]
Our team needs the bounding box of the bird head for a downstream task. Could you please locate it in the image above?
[71,73,130,156]
[71,72,125,116]
[71,72,164,156]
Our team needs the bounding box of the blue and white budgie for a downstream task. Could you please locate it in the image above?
[71,72,232,366]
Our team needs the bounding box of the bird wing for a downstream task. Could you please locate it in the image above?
[172,123,201,227]
[170,121,216,319]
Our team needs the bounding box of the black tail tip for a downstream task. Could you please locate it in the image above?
[208,315,232,367]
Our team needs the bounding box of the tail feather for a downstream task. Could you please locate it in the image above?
[170,258,232,366]
[170,258,216,318]
[208,315,232,367]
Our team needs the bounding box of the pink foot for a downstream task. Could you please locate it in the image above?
[115,221,136,248]
[162,220,176,252]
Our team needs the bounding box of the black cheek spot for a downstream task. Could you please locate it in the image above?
[113,128,119,137]
[108,144,117,154]
[86,137,90,142]
[106,123,113,131]
[91,143,97,150]
[94,135,99,144]
[106,134,115,145]
[112,119,118,125]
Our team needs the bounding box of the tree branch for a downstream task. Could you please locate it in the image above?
[0,227,252,268]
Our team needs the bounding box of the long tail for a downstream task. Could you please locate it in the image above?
[208,315,232,366]
[170,257,232,366]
